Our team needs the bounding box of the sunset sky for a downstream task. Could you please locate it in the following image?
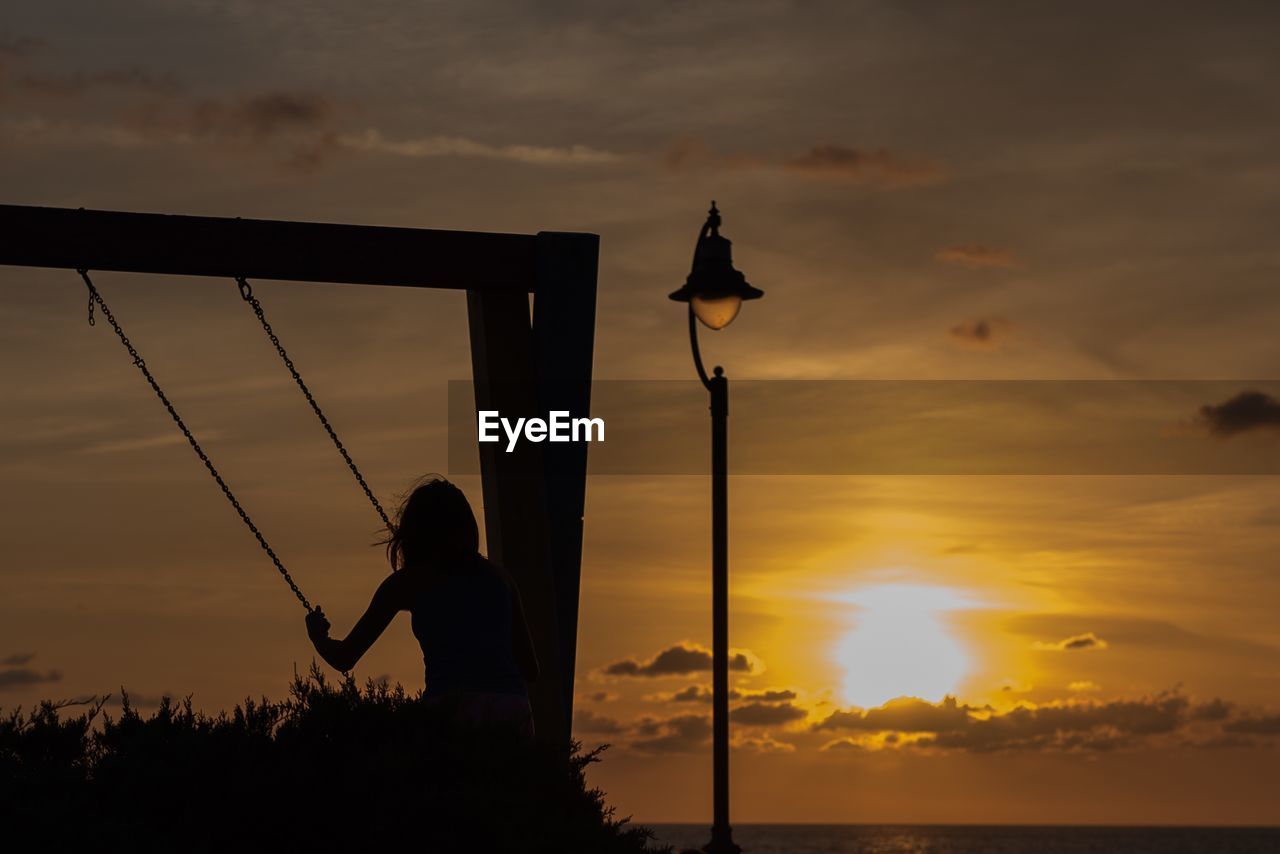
[3,0,1280,825]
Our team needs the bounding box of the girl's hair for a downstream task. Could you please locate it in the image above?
[383,476,480,571]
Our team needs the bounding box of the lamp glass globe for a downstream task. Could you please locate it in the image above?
[691,294,742,330]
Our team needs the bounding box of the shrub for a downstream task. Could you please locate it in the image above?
[0,666,669,853]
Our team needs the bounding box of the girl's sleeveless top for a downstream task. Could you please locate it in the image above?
[409,558,527,700]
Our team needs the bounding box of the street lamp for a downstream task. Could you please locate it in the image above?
[669,201,763,854]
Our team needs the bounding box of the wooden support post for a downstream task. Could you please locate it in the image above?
[532,232,599,729]
[467,288,565,743]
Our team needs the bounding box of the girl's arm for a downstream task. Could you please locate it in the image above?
[306,573,407,672]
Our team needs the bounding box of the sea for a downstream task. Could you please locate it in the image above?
[646,824,1280,854]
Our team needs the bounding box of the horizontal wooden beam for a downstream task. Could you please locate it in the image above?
[0,204,552,292]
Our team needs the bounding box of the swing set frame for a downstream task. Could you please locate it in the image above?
[0,202,599,746]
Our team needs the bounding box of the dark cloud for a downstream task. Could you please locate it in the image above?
[115,90,340,171]
[1222,714,1280,735]
[936,245,1017,269]
[74,690,175,709]
[0,664,63,690]
[631,713,712,753]
[730,701,807,727]
[663,137,944,187]
[1192,699,1234,721]
[602,643,756,678]
[0,42,615,173]
[1198,390,1280,438]
[0,35,43,90]
[667,684,712,702]
[816,696,981,734]
[0,56,340,170]
[662,136,702,169]
[953,318,994,342]
[1004,614,1279,661]
[181,92,335,140]
[733,734,797,752]
[924,695,1189,752]
[743,688,797,703]
[949,316,1012,349]
[3,72,614,172]
[813,692,1275,753]
[0,35,44,68]
[661,684,797,704]
[573,708,626,735]
[662,136,765,172]
[1186,734,1259,750]
[16,67,325,134]
[747,686,793,701]
[2,653,35,666]
[1033,632,1109,652]
[783,144,946,187]
[0,36,44,55]
[18,67,182,96]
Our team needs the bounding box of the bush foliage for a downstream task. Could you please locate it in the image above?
[0,667,668,853]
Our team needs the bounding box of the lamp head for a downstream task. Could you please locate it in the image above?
[669,201,763,329]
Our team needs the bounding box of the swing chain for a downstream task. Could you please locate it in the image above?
[234,276,393,532]
[77,269,314,613]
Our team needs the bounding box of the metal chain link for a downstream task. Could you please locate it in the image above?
[78,269,313,613]
[234,276,393,532]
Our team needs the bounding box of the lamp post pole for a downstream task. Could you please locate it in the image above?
[671,202,762,854]
[707,360,734,854]
[691,314,735,853]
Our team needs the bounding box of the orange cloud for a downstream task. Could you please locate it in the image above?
[1069,681,1103,692]
[662,135,767,171]
[664,137,944,187]
[936,244,1018,269]
[784,144,946,187]
[343,129,620,165]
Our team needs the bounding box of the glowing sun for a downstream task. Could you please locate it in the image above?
[834,583,976,709]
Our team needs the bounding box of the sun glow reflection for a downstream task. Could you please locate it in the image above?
[834,583,978,709]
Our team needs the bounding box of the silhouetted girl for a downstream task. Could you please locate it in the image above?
[305,476,538,735]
